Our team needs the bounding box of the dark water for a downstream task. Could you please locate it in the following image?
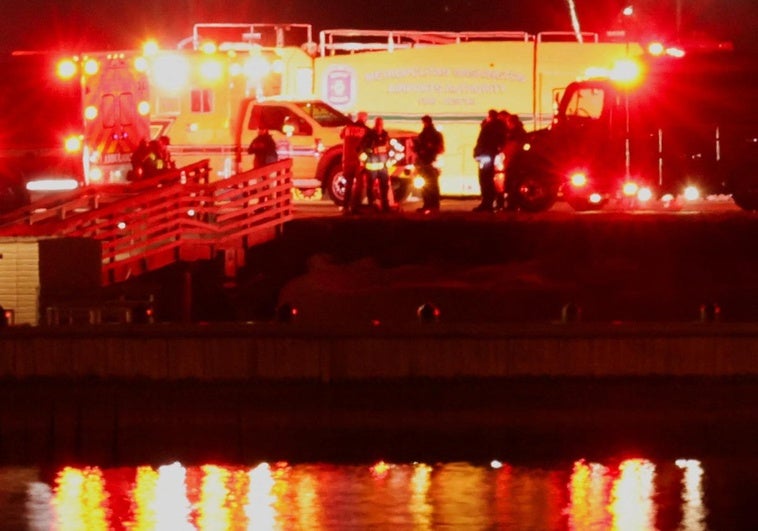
[1,456,755,529]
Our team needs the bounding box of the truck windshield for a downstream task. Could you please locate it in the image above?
[562,85,605,120]
[294,101,352,127]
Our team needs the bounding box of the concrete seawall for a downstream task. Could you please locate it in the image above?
[2,322,757,381]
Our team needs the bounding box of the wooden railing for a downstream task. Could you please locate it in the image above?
[0,159,293,285]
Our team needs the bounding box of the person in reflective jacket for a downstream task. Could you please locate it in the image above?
[360,116,392,212]
[340,111,369,214]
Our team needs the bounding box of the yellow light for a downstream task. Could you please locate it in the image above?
[610,59,641,83]
[84,105,98,120]
[413,176,426,189]
[134,56,149,72]
[666,47,686,58]
[152,53,190,92]
[143,40,159,56]
[622,181,639,196]
[637,187,653,202]
[137,100,150,115]
[683,185,700,201]
[244,55,271,79]
[647,42,665,56]
[64,135,83,152]
[56,58,77,80]
[589,193,604,204]
[84,58,99,76]
[200,41,217,54]
[89,167,104,182]
[570,172,587,187]
[200,59,223,81]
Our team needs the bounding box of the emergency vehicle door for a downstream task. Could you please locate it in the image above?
[247,105,319,178]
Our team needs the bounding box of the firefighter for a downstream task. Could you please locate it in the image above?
[157,135,176,171]
[248,128,278,169]
[339,111,370,214]
[129,139,151,181]
[413,114,445,213]
[360,116,392,213]
[472,109,507,212]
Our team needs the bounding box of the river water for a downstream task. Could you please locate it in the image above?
[2,455,755,529]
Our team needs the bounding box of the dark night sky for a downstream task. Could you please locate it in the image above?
[1,0,756,53]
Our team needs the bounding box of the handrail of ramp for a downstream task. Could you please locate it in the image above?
[0,159,293,285]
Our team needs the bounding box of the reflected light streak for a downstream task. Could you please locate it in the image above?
[153,462,193,530]
[295,469,322,529]
[567,460,612,529]
[245,462,276,528]
[410,463,433,528]
[52,467,108,530]
[198,465,231,530]
[610,459,656,531]
[676,459,707,531]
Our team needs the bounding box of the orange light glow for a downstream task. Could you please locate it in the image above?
[137,100,150,116]
[200,41,217,54]
[83,58,99,76]
[134,56,149,72]
[52,467,109,530]
[84,105,98,120]
[648,42,666,56]
[610,59,642,84]
[609,459,656,530]
[622,181,639,196]
[570,172,588,187]
[200,59,223,81]
[143,40,159,56]
[56,58,77,80]
[64,135,83,152]
[371,460,391,478]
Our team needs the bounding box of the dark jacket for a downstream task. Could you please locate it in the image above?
[474,118,507,158]
[340,119,369,167]
[414,126,445,165]
[248,132,278,168]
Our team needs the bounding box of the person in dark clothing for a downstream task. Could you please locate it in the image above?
[413,114,445,213]
[248,128,279,169]
[499,112,527,211]
[340,111,370,214]
[472,109,507,212]
[360,116,392,212]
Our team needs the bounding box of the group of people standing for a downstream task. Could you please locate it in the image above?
[341,112,446,215]
[472,108,527,212]
[130,135,175,181]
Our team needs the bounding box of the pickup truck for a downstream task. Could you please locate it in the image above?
[233,97,416,205]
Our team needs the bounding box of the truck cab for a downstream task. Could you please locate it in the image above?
[508,47,758,212]
[234,97,415,204]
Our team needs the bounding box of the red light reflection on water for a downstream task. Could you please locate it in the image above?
[37,458,707,528]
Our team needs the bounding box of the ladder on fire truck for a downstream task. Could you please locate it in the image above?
[0,159,294,285]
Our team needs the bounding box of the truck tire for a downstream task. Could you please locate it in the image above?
[325,164,347,206]
[509,173,558,212]
[731,183,758,211]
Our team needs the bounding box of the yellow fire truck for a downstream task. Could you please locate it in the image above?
[144,23,315,181]
[142,23,645,201]
[312,29,644,195]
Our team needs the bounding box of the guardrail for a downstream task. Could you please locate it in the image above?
[0,159,293,284]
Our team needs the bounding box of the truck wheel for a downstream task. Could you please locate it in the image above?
[731,184,758,211]
[391,177,411,204]
[566,196,606,212]
[325,165,346,206]
[510,174,558,212]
